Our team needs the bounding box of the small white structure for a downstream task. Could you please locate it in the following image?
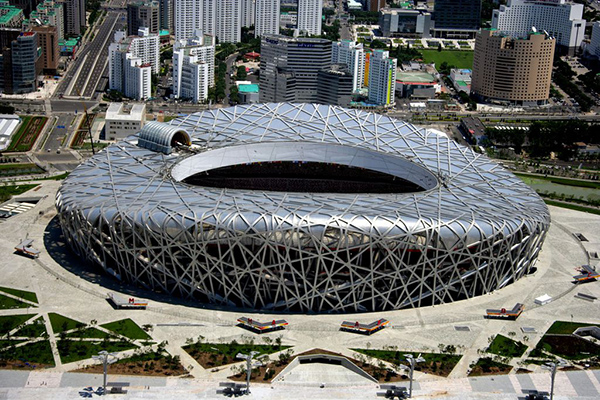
[105,103,146,141]
[0,115,21,151]
[535,294,552,305]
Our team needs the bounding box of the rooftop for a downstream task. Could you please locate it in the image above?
[106,103,146,120]
[238,84,259,93]
[396,71,436,83]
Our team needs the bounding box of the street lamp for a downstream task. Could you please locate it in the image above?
[542,359,568,400]
[92,351,117,395]
[404,353,425,398]
[236,351,262,395]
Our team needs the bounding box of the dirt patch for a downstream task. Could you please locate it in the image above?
[74,357,187,377]
[0,359,53,370]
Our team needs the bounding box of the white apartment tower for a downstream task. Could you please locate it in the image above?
[492,0,585,52]
[127,28,160,74]
[64,0,86,36]
[298,0,322,36]
[241,0,255,28]
[173,31,216,102]
[368,50,397,107]
[588,22,600,58]
[174,0,203,41]
[332,40,365,92]
[255,0,279,38]
[174,0,242,43]
[216,0,242,43]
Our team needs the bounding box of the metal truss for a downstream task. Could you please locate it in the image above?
[56,103,550,313]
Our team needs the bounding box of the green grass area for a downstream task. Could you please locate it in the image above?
[0,294,30,310]
[0,287,38,304]
[0,163,45,177]
[542,199,600,215]
[536,335,600,360]
[546,321,600,335]
[184,341,291,368]
[0,184,38,203]
[0,339,26,349]
[101,319,151,340]
[163,116,178,122]
[66,327,111,339]
[487,335,528,358]
[48,313,85,333]
[514,173,600,190]
[6,117,48,152]
[0,340,54,366]
[420,49,473,69]
[13,317,46,338]
[469,357,512,376]
[57,339,136,364]
[32,172,69,181]
[352,348,462,377]
[0,314,36,335]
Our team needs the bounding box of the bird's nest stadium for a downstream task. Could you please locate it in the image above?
[56,103,550,313]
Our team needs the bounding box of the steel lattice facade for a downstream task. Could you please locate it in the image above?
[56,103,550,313]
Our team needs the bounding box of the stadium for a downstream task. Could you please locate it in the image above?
[56,103,550,313]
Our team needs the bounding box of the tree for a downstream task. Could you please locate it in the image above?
[236,65,247,80]
[229,85,239,105]
[370,39,387,49]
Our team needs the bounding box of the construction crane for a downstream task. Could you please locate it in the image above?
[75,87,96,154]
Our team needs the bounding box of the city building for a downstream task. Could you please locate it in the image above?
[174,0,242,43]
[316,64,353,107]
[0,31,41,94]
[450,68,471,93]
[236,82,259,103]
[255,0,279,38]
[57,103,550,313]
[127,0,160,36]
[368,49,397,107]
[395,71,438,99]
[27,0,64,39]
[63,0,85,36]
[260,35,331,103]
[367,0,386,12]
[159,0,172,32]
[379,8,432,38]
[7,0,35,18]
[109,30,156,100]
[471,29,555,106]
[104,103,147,141]
[0,1,23,28]
[216,0,242,43]
[432,0,481,39]
[240,0,254,28]
[332,40,364,92]
[31,24,58,73]
[172,31,215,102]
[174,0,203,41]
[298,0,322,36]
[0,113,20,151]
[280,11,297,28]
[588,22,600,58]
[492,0,585,54]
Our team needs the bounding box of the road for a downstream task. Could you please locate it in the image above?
[336,0,352,40]
[55,11,123,99]
[41,115,76,153]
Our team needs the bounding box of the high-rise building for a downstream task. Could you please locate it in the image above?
[260,35,332,103]
[172,31,215,102]
[298,0,322,36]
[0,31,41,94]
[64,0,85,36]
[159,0,173,32]
[255,0,279,38]
[127,0,160,36]
[432,0,481,39]
[332,40,364,92]
[174,0,203,41]
[28,0,64,39]
[7,0,36,19]
[492,0,584,54]
[240,0,254,28]
[471,29,555,105]
[215,0,242,43]
[0,2,23,28]
[316,64,353,107]
[368,0,385,12]
[367,49,397,107]
[109,29,159,100]
[379,8,432,38]
[31,25,59,73]
[588,22,600,58]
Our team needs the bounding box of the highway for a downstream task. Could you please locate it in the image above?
[55,11,123,99]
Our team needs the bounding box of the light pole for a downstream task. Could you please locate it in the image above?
[404,353,425,398]
[92,351,117,395]
[542,359,568,400]
[236,351,262,395]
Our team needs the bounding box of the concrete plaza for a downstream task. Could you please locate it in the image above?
[0,180,599,399]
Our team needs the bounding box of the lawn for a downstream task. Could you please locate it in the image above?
[469,357,512,376]
[183,341,291,369]
[352,348,462,377]
[75,349,187,376]
[0,287,38,304]
[0,340,54,366]
[545,321,600,335]
[420,49,474,69]
[487,335,528,358]
[6,117,48,152]
[536,335,600,360]
[13,317,46,338]
[48,313,85,333]
[0,314,36,335]
[542,200,600,216]
[66,327,111,339]
[101,319,151,340]
[57,339,137,364]
[0,294,30,310]
[0,184,38,203]
[0,339,26,349]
